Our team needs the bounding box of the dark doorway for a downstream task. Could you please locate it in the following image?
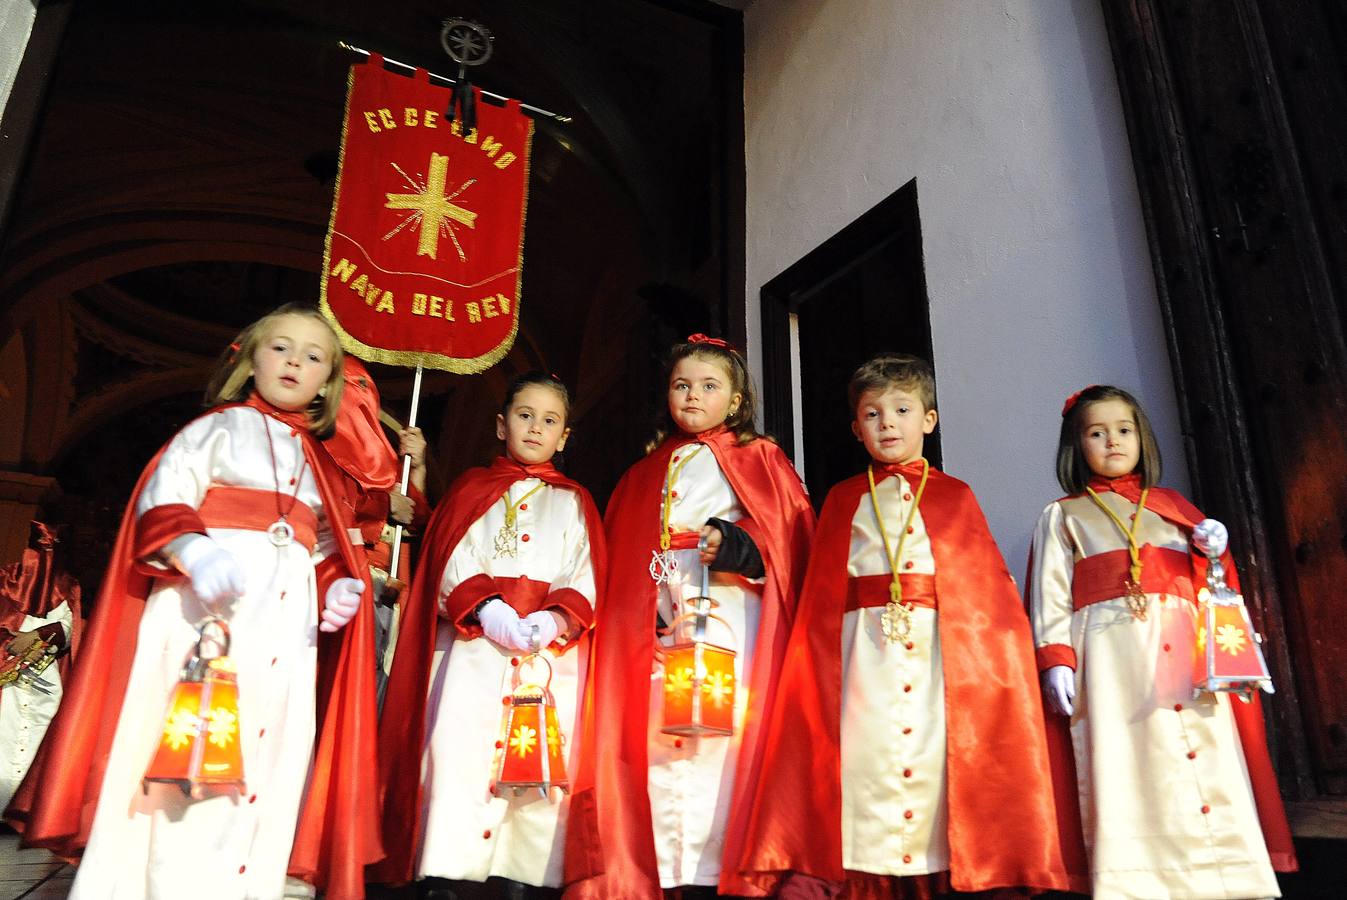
[760,179,936,504]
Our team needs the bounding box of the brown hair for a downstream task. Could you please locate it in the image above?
[205,303,345,439]
[1056,384,1162,493]
[647,338,761,452]
[502,370,571,421]
[847,353,937,413]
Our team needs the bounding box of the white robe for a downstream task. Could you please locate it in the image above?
[839,472,949,877]
[645,443,761,889]
[0,599,73,812]
[1028,494,1280,900]
[418,478,596,888]
[71,407,338,900]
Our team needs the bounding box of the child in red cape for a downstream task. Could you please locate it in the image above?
[564,335,815,898]
[739,353,1076,897]
[375,371,605,891]
[1028,385,1296,898]
[5,303,382,900]
[326,356,429,705]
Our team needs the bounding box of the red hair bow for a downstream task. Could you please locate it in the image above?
[687,333,740,354]
[1061,385,1098,417]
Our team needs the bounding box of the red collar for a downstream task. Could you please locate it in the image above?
[492,454,560,480]
[1087,472,1144,502]
[243,393,312,432]
[871,458,930,482]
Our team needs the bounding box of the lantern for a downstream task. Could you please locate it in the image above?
[494,653,568,798]
[661,556,737,738]
[143,618,246,799]
[1192,556,1274,701]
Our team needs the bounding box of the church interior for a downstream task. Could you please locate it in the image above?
[1,0,1345,896]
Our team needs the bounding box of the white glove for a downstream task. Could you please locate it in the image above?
[320,577,365,633]
[1041,665,1076,717]
[522,610,561,650]
[1192,518,1229,559]
[172,535,245,606]
[477,598,533,651]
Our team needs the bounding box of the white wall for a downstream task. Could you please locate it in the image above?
[744,0,1189,573]
[0,0,37,119]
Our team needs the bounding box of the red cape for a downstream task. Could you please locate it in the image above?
[0,521,83,685]
[739,462,1078,895]
[564,428,816,898]
[371,454,607,884]
[1033,474,1298,874]
[4,398,385,900]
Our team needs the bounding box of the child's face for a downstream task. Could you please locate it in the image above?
[851,385,937,465]
[496,383,570,465]
[668,356,741,435]
[251,314,335,412]
[1079,398,1141,479]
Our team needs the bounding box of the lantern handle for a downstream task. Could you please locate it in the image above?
[664,609,736,647]
[513,651,555,691]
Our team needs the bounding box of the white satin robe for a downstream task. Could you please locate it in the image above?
[1028,493,1280,900]
[72,407,338,900]
[418,479,596,888]
[645,444,761,889]
[839,472,949,877]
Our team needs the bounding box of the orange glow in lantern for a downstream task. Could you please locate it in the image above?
[661,556,737,738]
[143,619,246,798]
[1193,557,1274,701]
[495,654,568,798]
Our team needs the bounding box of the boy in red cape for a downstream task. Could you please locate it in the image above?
[564,336,815,898]
[5,305,383,900]
[739,354,1077,897]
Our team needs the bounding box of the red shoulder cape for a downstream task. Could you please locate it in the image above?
[371,454,607,885]
[1034,474,1298,873]
[564,429,816,899]
[739,463,1079,895]
[4,398,385,900]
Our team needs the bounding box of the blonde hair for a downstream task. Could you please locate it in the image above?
[205,303,345,438]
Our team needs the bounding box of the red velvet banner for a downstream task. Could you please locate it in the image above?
[320,54,533,372]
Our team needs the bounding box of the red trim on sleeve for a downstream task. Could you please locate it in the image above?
[444,573,502,636]
[132,504,207,578]
[1036,643,1077,672]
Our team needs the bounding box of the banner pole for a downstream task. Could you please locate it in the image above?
[387,362,424,590]
[338,41,572,123]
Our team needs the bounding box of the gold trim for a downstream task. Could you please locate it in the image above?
[319,64,533,375]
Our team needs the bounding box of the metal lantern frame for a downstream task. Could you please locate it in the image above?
[660,550,737,738]
[142,618,246,799]
[1194,556,1275,701]
[494,650,569,799]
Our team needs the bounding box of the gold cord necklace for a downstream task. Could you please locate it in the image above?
[1085,485,1151,620]
[493,481,546,559]
[649,445,703,583]
[865,459,930,643]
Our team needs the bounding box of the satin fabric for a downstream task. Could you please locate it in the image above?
[1028,474,1297,890]
[372,455,606,885]
[563,428,815,899]
[0,522,82,655]
[419,474,598,886]
[4,397,384,900]
[739,462,1077,895]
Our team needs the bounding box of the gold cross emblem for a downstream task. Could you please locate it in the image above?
[384,152,478,260]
